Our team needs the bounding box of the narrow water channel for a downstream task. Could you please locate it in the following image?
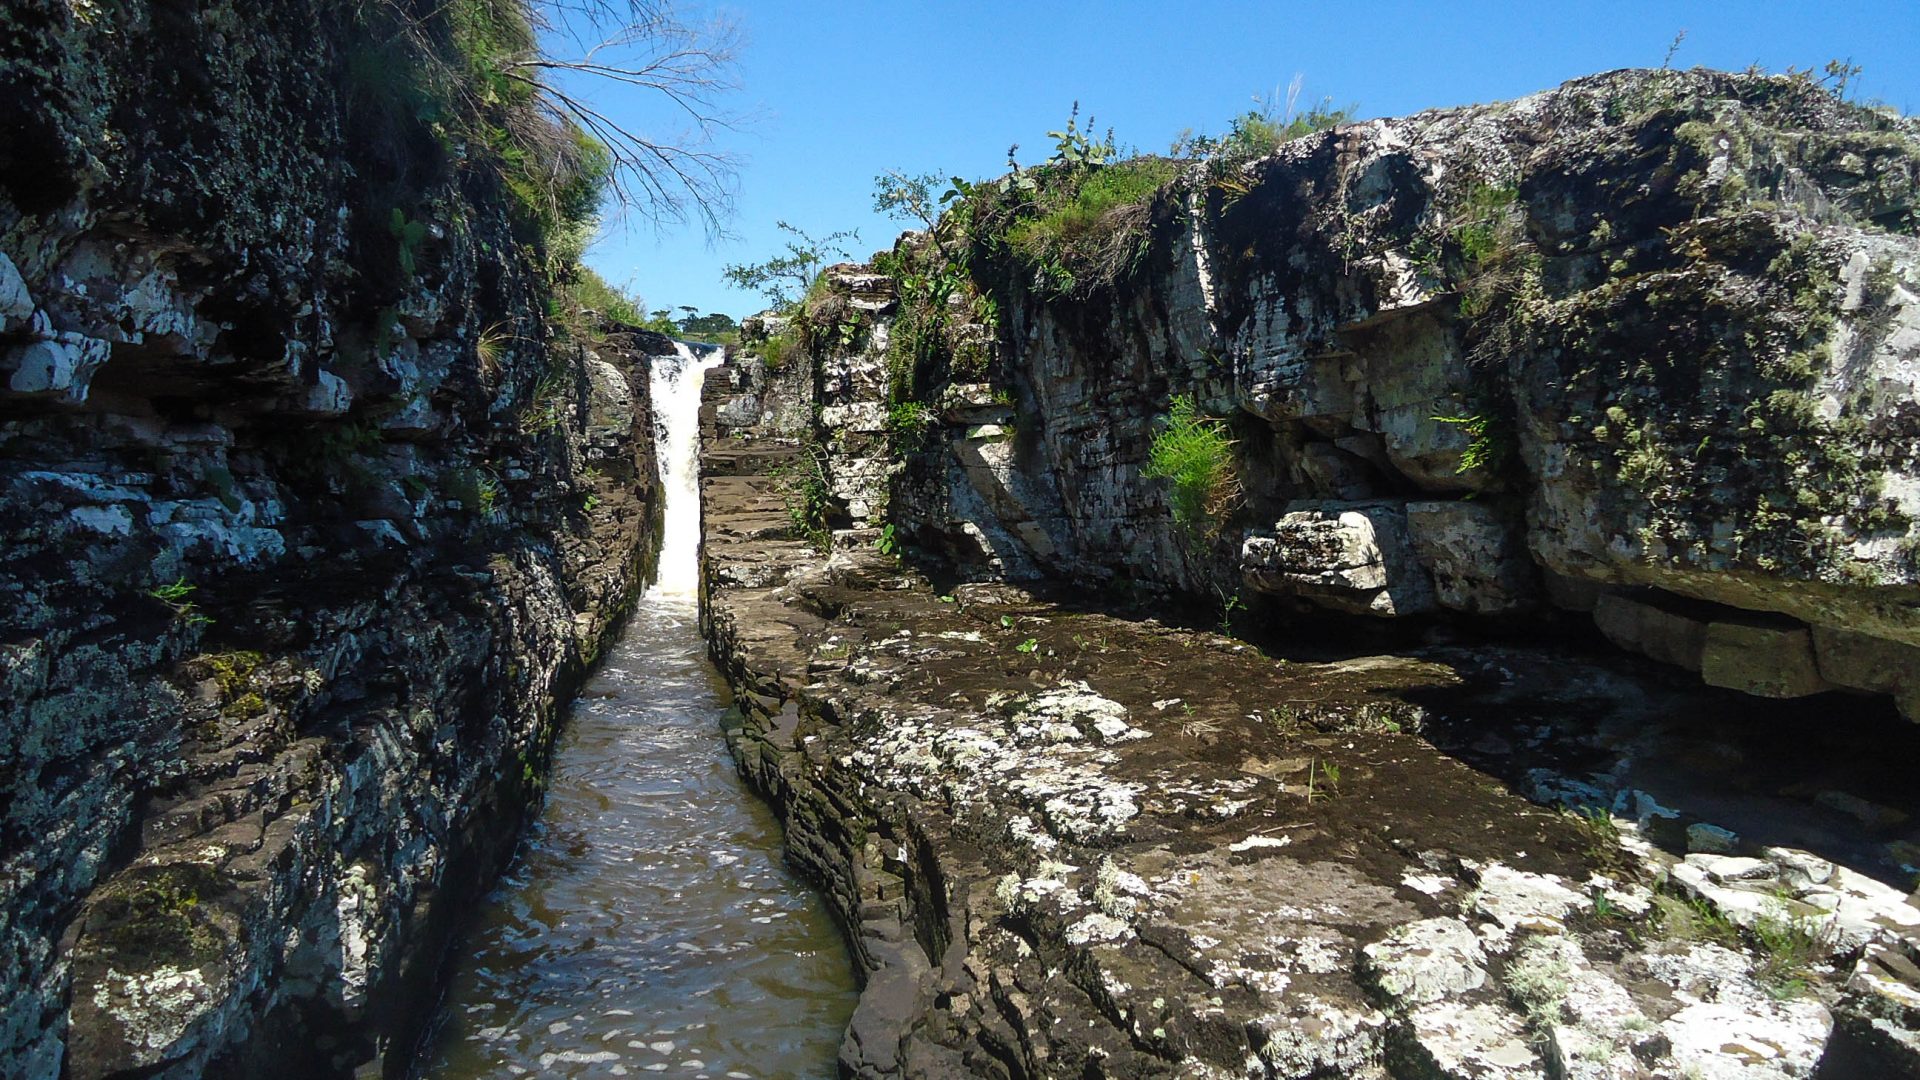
[420,344,856,1079]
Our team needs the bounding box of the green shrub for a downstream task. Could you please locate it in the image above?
[557,265,645,327]
[772,440,834,551]
[885,400,935,454]
[1005,157,1179,293]
[1143,394,1240,537]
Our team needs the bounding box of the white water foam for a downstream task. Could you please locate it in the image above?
[646,342,723,600]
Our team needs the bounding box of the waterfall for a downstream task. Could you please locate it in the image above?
[647,341,723,600]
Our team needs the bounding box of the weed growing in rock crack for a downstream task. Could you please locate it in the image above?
[451,468,503,516]
[1144,394,1241,540]
[1753,900,1833,996]
[1651,893,1742,949]
[769,439,835,552]
[1503,937,1573,1026]
[1431,412,1513,477]
[1562,805,1625,868]
[874,523,900,558]
[1304,757,1341,804]
[1214,586,1247,635]
[884,401,936,455]
[388,208,428,278]
[148,577,213,627]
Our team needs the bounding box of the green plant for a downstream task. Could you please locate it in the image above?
[148,577,213,627]
[388,208,428,278]
[1143,394,1241,538]
[1004,156,1179,294]
[1560,805,1625,868]
[875,523,899,558]
[1652,894,1742,947]
[1044,101,1116,167]
[452,468,503,516]
[1431,412,1512,476]
[1319,759,1341,792]
[520,361,572,433]
[722,222,860,311]
[1015,637,1040,655]
[1219,92,1352,159]
[771,439,834,551]
[1215,587,1246,635]
[1752,901,1831,994]
[885,400,936,454]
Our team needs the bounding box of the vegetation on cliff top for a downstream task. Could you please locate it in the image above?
[346,0,738,331]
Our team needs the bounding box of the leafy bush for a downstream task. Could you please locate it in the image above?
[1217,99,1352,159]
[885,400,935,453]
[1143,394,1241,536]
[772,440,834,551]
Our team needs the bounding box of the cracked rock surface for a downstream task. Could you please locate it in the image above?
[700,378,1920,1078]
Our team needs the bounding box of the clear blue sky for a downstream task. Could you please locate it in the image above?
[581,0,1920,321]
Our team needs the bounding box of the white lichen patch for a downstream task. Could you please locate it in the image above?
[1065,912,1133,945]
[93,965,214,1060]
[1469,864,1587,946]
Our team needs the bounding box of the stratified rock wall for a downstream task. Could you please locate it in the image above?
[0,3,663,1076]
[736,69,1920,716]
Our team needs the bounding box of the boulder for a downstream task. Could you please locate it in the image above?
[1242,501,1437,617]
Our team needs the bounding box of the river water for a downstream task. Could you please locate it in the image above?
[419,344,855,1079]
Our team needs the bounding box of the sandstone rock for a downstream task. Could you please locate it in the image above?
[1405,500,1537,615]
[1359,918,1488,1006]
[0,252,31,333]
[1396,1000,1545,1078]
[1242,501,1437,617]
[1592,591,1709,672]
[1687,822,1742,855]
[1701,616,1831,698]
[3,333,111,403]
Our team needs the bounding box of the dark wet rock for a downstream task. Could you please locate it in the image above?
[0,2,668,1075]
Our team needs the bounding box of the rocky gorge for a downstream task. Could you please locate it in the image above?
[6,1,1920,1077]
[697,68,1920,1078]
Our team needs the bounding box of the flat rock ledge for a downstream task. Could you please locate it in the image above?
[700,424,1920,1080]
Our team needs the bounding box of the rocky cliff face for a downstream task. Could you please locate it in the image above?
[1,3,662,1076]
[703,68,1920,1079]
[742,68,1920,719]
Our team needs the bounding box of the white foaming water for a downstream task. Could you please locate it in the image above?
[647,342,723,600]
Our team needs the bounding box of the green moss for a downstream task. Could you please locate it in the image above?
[202,651,265,700]
[90,865,229,969]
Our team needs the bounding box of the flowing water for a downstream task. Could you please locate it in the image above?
[419,343,856,1079]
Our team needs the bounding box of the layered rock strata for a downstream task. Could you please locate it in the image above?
[701,357,1920,1079]
[744,69,1920,716]
[1,2,663,1075]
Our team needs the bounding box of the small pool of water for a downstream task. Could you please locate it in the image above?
[418,345,854,1079]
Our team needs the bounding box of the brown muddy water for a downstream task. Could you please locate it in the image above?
[418,345,855,1078]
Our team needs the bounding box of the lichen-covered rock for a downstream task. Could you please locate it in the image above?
[698,359,1899,1079]
[0,2,668,1075]
[796,68,1920,713]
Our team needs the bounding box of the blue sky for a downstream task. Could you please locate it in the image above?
[580,1,1920,321]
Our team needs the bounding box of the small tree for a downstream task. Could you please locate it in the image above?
[721,221,859,310]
